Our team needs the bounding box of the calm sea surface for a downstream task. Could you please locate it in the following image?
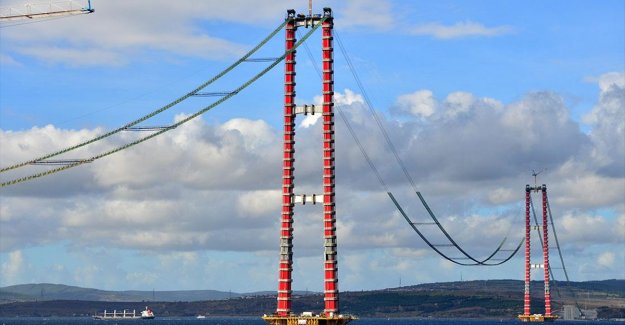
[0,317,621,325]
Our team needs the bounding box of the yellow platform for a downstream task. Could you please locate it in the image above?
[518,314,558,322]
[263,314,357,325]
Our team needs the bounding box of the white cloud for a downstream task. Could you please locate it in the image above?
[2,85,622,254]
[237,190,280,217]
[159,252,198,268]
[336,0,394,30]
[443,92,476,118]
[0,53,20,66]
[487,187,517,205]
[0,0,290,66]
[410,21,513,39]
[597,252,615,269]
[221,118,278,150]
[1,250,24,284]
[617,215,625,239]
[335,89,364,106]
[15,46,124,67]
[557,213,620,246]
[582,72,625,177]
[391,247,430,258]
[585,72,625,93]
[0,124,104,166]
[1,82,623,289]
[393,90,437,118]
[552,162,625,208]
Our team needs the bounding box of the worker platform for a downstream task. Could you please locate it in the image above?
[518,314,559,322]
[263,313,357,325]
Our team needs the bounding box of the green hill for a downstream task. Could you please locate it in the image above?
[0,280,623,319]
[0,283,240,302]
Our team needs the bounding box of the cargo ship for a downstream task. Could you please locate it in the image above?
[93,306,154,320]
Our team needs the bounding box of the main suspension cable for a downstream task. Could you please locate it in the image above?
[390,191,523,266]
[335,31,419,192]
[415,190,515,265]
[1,19,288,173]
[294,30,523,266]
[1,18,325,187]
[333,30,522,266]
[298,29,389,191]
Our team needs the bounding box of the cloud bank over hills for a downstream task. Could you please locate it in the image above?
[1,72,623,290]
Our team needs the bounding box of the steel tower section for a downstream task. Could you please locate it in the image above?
[541,185,552,317]
[524,185,531,317]
[321,11,338,315]
[276,9,297,316]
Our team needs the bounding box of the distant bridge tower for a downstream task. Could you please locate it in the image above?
[518,184,558,322]
[263,7,355,325]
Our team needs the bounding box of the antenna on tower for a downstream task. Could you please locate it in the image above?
[308,0,312,17]
[531,168,545,189]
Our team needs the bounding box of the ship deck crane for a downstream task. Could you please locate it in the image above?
[0,0,93,22]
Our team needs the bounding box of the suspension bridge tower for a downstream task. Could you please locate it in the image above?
[263,7,355,325]
[518,184,558,322]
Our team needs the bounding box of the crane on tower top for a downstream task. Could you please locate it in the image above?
[0,0,93,22]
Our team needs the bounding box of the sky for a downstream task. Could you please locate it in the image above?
[0,0,624,297]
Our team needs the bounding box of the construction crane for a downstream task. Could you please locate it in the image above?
[0,0,93,22]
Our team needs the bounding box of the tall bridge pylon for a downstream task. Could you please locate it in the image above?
[263,7,355,325]
[518,184,558,322]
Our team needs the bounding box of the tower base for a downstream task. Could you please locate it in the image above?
[263,314,357,325]
[518,314,558,322]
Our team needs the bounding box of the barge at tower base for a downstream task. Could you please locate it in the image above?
[517,314,558,322]
[263,313,356,325]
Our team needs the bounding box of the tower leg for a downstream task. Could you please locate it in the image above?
[524,185,531,317]
[321,9,338,316]
[542,185,552,317]
[276,11,297,317]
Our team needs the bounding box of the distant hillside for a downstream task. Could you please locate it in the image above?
[406,279,625,298]
[0,283,241,303]
[0,279,624,319]
[0,283,314,303]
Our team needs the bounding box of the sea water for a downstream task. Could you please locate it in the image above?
[0,317,622,325]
